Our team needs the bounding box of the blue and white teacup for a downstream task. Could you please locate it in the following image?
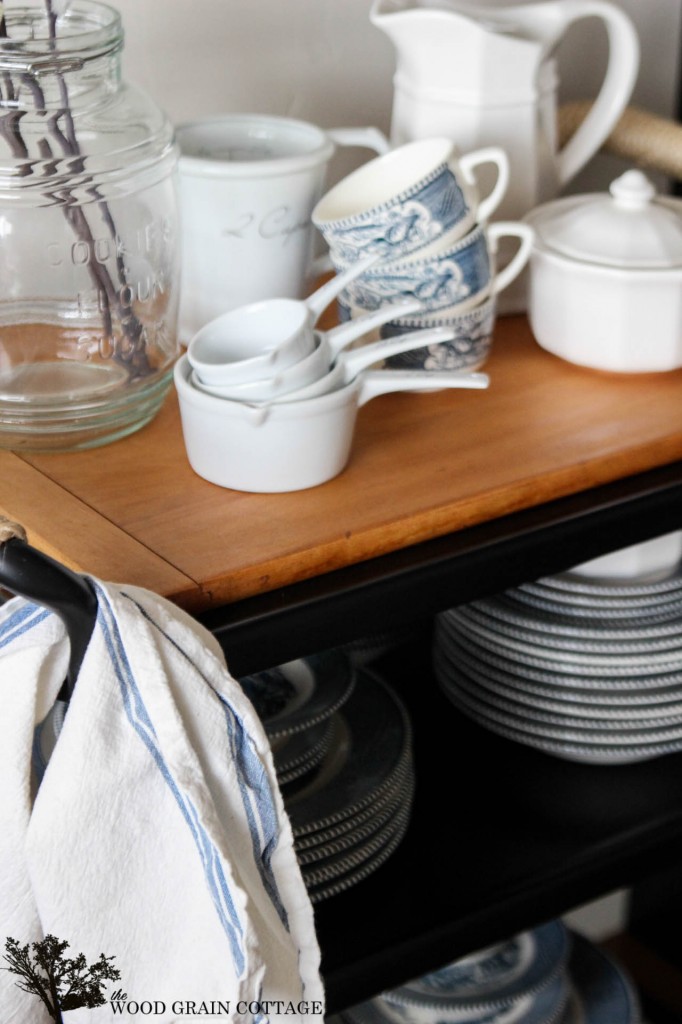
[380,296,498,373]
[336,222,533,320]
[312,138,509,266]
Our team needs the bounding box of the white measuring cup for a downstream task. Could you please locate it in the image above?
[187,254,383,387]
[175,353,489,492]
[189,297,423,401]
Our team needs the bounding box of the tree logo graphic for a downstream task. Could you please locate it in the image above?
[3,934,120,1022]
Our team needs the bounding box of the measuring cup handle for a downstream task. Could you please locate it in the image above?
[342,326,456,377]
[459,147,510,223]
[324,298,423,355]
[553,1,639,186]
[487,223,535,296]
[326,127,391,155]
[306,252,384,320]
[358,370,489,407]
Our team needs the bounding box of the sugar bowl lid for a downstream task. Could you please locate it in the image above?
[526,170,682,269]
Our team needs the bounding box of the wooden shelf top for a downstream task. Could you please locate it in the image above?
[4,315,682,613]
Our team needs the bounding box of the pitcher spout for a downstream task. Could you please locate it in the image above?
[370,0,552,100]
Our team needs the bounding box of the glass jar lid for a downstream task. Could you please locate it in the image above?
[527,170,682,269]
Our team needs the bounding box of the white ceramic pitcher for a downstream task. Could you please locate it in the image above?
[370,0,640,221]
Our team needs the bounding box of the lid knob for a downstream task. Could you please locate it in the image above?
[609,170,656,208]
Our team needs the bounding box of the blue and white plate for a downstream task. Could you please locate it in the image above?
[238,649,356,739]
[561,932,640,1024]
[345,971,569,1024]
[381,921,569,1013]
[340,930,637,1024]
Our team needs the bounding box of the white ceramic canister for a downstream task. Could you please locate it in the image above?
[176,116,388,341]
[525,170,682,373]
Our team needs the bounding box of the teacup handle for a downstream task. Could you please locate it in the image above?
[552,0,639,186]
[357,369,489,407]
[487,223,535,296]
[459,147,510,223]
[326,127,390,155]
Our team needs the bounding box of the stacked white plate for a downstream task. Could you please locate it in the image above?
[240,658,415,903]
[433,569,682,764]
[338,922,640,1024]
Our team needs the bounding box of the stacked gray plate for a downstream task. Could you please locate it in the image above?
[240,657,414,903]
[284,668,415,903]
[339,922,640,1024]
[239,650,356,785]
[338,623,427,669]
[433,569,682,764]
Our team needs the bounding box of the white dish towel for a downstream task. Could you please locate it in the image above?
[0,580,324,1024]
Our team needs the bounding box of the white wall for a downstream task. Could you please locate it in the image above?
[114,0,682,194]
[115,0,396,133]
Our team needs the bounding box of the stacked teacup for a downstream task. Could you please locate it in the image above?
[312,138,534,373]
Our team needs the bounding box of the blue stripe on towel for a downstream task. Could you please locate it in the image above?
[219,693,289,928]
[0,603,50,649]
[120,592,290,932]
[94,584,247,975]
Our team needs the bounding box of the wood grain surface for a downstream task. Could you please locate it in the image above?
[8,315,682,611]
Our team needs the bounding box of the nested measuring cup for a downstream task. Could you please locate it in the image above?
[175,353,489,492]
[187,254,384,389]
[189,297,423,401]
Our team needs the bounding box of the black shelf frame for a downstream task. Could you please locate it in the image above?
[200,460,682,677]
[200,458,682,1011]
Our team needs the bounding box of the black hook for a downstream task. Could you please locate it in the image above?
[0,523,98,702]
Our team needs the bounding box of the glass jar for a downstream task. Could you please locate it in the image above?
[0,0,180,450]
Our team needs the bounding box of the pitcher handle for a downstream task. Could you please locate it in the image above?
[554,0,639,186]
[326,127,391,155]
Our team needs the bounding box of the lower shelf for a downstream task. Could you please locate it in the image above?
[313,634,682,1013]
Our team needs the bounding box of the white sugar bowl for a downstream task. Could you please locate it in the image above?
[525,170,682,373]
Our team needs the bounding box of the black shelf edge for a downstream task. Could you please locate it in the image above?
[200,460,682,675]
